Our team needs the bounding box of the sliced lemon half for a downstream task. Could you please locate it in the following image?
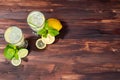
[47,18,62,31]
[36,38,46,49]
[18,49,28,58]
[11,57,21,66]
[41,34,55,44]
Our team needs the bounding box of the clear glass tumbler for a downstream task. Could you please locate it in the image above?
[4,26,28,48]
[27,11,45,32]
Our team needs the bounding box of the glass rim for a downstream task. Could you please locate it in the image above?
[4,26,23,44]
[27,11,45,28]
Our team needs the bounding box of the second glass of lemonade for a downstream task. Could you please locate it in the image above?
[4,26,28,48]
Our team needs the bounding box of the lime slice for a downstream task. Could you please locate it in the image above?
[11,57,21,66]
[18,49,28,58]
[42,34,55,44]
[27,11,45,31]
[36,38,46,49]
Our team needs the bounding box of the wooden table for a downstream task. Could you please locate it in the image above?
[0,0,120,80]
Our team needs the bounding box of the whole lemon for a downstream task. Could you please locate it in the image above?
[47,18,62,31]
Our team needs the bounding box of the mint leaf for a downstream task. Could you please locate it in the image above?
[44,21,49,30]
[4,47,15,60]
[37,28,48,38]
[48,29,59,36]
[44,21,55,30]
[3,44,18,60]
[46,26,54,30]
[42,32,48,38]
[37,20,60,37]
[15,49,19,59]
[37,28,46,35]
[14,52,19,60]
[8,44,16,49]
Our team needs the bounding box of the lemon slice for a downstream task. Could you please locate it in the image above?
[18,49,28,58]
[11,57,21,66]
[42,34,55,44]
[36,38,46,49]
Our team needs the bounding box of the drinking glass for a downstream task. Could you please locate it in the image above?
[27,11,45,32]
[4,26,28,48]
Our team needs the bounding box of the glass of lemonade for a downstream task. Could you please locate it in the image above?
[27,11,45,32]
[4,26,28,48]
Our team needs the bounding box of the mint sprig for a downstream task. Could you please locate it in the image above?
[37,28,47,38]
[48,28,59,36]
[4,47,15,60]
[4,44,19,60]
[37,21,59,37]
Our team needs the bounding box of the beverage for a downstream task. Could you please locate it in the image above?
[4,26,28,48]
[27,11,45,32]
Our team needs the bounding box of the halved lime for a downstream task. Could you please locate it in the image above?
[27,11,45,31]
[36,38,46,49]
[41,34,55,44]
[18,49,28,58]
[11,57,21,66]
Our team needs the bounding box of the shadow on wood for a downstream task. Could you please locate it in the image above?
[56,21,69,39]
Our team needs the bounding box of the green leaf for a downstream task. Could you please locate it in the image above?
[37,28,47,35]
[48,29,59,36]
[44,21,54,30]
[37,20,60,37]
[42,32,48,38]
[14,47,19,60]
[4,47,15,60]
[45,25,54,30]
[44,21,49,30]
[8,44,16,49]
[14,52,19,60]
[3,44,18,60]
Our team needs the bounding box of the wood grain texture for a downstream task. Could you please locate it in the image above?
[0,0,120,80]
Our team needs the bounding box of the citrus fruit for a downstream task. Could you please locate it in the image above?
[27,11,45,31]
[18,49,28,58]
[42,34,55,44]
[11,57,21,66]
[36,38,46,49]
[47,18,62,31]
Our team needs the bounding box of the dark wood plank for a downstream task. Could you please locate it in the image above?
[0,0,120,80]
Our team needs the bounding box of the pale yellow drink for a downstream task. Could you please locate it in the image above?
[4,26,27,48]
[27,11,45,32]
